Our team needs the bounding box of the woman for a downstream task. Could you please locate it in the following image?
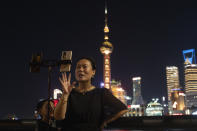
[35,99,55,123]
[35,99,58,131]
[54,57,128,131]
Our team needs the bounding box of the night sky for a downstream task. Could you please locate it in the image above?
[1,0,197,119]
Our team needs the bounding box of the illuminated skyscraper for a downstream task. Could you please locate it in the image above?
[130,77,145,116]
[184,64,197,108]
[111,79,127,105]
[166,66,180,114]
[183,49,197,109]
[132,77,144,105]
[100,2,113,89]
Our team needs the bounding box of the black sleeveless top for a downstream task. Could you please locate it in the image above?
[61,87,127,131]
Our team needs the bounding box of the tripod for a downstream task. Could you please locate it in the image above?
[30,53,72,128]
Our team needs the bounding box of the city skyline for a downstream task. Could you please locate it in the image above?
[0,0,197,118]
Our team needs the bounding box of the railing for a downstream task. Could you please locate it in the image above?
[106,115,197,130]
[0,115,197,131]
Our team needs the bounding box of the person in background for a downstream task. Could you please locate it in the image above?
[35,99,55,124]
[54,57,128,131]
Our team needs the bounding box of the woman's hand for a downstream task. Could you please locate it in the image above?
[59,73,76,97]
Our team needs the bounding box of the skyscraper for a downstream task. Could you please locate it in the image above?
[131,77,144,105]
[130,77,145,116]
[183,49,197,109]
[166,66,180,114]
[100,3,113,89]
[184,64,197,108]
[111,79,127,105]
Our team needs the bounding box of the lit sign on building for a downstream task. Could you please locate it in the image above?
[182,49,196,64]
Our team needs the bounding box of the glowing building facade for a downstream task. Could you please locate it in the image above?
[132,77,144,105]
[100,3,113,89]
[130,77,145,116]
[183,49,197,109]
[183,49,196,65]
[111,79,127,105]
[146,98,163,116]
[184,64,197,108]
[161,96,168,115]
[166,66,180,114]
[170,89,186,115]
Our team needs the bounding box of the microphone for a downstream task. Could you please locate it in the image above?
[60,51,72,72]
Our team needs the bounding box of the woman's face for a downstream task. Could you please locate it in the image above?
[75,59,95,82]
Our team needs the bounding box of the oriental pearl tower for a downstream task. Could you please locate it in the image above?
[100,2,113,90]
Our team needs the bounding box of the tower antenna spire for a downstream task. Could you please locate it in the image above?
[104,0,109,41]
[105,0,108,25]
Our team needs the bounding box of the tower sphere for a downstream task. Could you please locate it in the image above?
[100,41,113,54]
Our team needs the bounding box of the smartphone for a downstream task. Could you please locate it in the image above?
[60,51,72,72]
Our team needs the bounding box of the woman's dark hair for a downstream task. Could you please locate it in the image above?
[36,99,47,111]
[36,99,53,111]
[76,57,96,70]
